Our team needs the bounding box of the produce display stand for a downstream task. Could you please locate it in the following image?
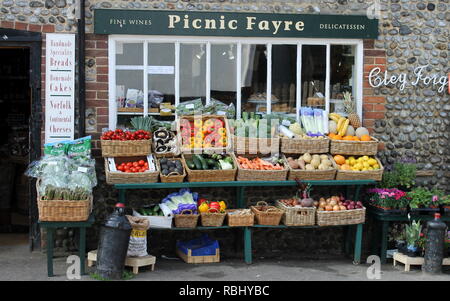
[115,180,375,265]
[368,209,450,264]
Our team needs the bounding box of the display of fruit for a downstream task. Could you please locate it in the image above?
[159,158,184,176]
[329,113,372,142]
[286,153,333,171]
[115,160,151,173]
[180,117,227,149]
[333,155,380,171]
[315,195,364,211]
[101,129,151,141]
[343,91,362,128]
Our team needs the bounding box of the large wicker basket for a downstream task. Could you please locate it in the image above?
[236,154,288,181]
[332,156,384,181]
[316,207,366,226]
[276,200,316,226]
[232,135,280,155]
[177,115,232,154]
[174,209,199,228]
[251,201,284,226]
[101,139,151,157]
[284,154,336,181]
[281,137,330,154]
[330,137,379,156]
[182,153,237,182]
[104,157,159,184]
[200,209,226,227]
[226,209,255,227]
[157,158,186,183]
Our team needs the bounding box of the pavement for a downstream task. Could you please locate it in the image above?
[1,233,449,281]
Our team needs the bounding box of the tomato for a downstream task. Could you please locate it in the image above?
[138,160,145,166]
[209,201,221,211]
[139,168,145,173]
[132,162,138,168]
[126,162,133,167]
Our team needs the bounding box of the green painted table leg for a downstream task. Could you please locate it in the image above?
[353,224,363,264]
[47,228,54,277]
[118,189,126,204]
[79,227,86,275]
[380,221,389,264]
[244,227,252,264]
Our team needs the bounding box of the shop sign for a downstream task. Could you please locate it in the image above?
[45,33,75,143]
[94,9,378,39]
[368,65,449,93]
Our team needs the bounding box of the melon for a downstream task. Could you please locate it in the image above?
[328,120,338,134]
[355,127,370,139]
[345,125,355,136]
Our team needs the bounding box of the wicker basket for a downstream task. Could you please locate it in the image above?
[316,207,366,226]
[38,196,92,222]
[104,157,159,184]
[226,209,255,227]
[200,209,226,227]
[281,137,330,154]
[332,156,384,181]
[251,201,284,226]
[174,209,199,228]
[330,137,379,156]
[177,115,232,154]
[182,153,237,182]
[101,139,151,157]
[236,154,288,181]
[284,154,336,181]
[157,158,186,183]
[232,135,280,155]
[276,200,316,226]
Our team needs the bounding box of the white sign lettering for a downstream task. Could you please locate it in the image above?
[45,34,75,143]
[368,65,448,93]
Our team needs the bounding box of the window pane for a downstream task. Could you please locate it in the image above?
[271,45,297,115]
[241,44,267,115]
[301,45,326,108]
[115,70,144,112]
[116,42,143,65]
[180,43,206,103]
[210,44,237,116]
[148,43,175,111]
[330,45,356,116]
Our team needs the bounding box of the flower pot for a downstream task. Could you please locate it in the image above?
[410,206,439,215]
[443,206,450,215]
[399,245,422,257]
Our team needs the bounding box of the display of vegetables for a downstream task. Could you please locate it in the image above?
[198,200,227,213]
[137,205,164,216]
[42,185,90,201]
[161,189,198,215]
[300,107,328,136]
[153,128,178,154]
[286,153,333,171]
[180,117,227,148]
[130,116,153,132]
[159,158,184,176]
[237,154,285,170]
[185,153,234,170]
[115,159,151,173]
[315,195,364,211]
[101,129,151,141]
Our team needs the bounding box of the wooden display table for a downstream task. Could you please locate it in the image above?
[393,252,450,272]
[88,250,156,274]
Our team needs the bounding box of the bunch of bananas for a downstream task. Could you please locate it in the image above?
[329,113,349,137]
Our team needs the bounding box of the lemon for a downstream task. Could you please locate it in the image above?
[362,155,369,161]
[363,162,371,168]
[368,158,377,166]
[373,164,380,169]
[345,159,350,165]
[351,167,359,171]
[362,167,368,171]
[349,159,356,166]
[368,167,374,170]
[349,156,356,161]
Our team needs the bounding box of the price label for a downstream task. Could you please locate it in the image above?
[78,167,88,173]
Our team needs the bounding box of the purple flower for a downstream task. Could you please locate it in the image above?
[432,195,439,203]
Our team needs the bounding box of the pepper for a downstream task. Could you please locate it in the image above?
[198,198,208,207]
[219,201,227,212]
[198,202,209,213]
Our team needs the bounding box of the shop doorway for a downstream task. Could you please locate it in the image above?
[0,29,42,251]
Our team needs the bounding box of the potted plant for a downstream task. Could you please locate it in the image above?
[380,161,416,191]
[407,187,445,213]
[366,188,409,214]
[441,195,450,214]
[400,220,422,257]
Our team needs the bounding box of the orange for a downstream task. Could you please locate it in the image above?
[328,133,336,139]
[334,155,346,165]
[353,136,360,141]
[333,135,343,140]
[361,135,371,141]
[343,136,354,141]
[340,164,351,170]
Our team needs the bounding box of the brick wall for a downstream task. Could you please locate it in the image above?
[362,39,387,151]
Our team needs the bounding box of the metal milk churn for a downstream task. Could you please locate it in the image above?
[423,213,447,274]
[96,203,132,280]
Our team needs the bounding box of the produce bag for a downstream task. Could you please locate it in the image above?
[203,98,236,119]
[126,215,150,257]
[176,98,204,116]
[161,188,198,215]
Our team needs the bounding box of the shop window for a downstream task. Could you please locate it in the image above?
[210,44,237,111]
[180,43,207,103]
[116,42,143,66]
[115,69,144,128]
[241,44,267,115]
[301,45,327,109]
[271,45,297,115]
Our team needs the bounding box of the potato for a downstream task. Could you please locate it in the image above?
[305,164,315,170]
[320,154,328,160]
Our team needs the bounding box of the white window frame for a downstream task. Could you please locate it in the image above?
[108,35,363,129]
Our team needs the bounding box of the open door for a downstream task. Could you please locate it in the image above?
[0,28,42,251]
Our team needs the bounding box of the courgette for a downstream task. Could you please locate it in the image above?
[185,159,196,170]
[206,158,216,167]
[192,156,202,170]
[195,154,209,170]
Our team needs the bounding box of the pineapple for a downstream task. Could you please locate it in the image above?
[343,91,361,128]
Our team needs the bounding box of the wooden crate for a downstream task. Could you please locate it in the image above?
[87,250,156,275]
[176,248,220,264]
[393,252,450,272]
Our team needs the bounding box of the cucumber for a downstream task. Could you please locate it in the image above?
[206,158,216,167]
[195,154,209,170]
[185,159,196,170]
[192,156,202,170]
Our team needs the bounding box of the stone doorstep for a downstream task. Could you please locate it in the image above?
[393,252,450,272]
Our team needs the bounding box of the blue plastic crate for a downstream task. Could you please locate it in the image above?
[176,234,219,257]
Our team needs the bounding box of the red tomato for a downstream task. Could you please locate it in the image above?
[138,160,145,166]
[126,162,133,167]
[133,162,139,168]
